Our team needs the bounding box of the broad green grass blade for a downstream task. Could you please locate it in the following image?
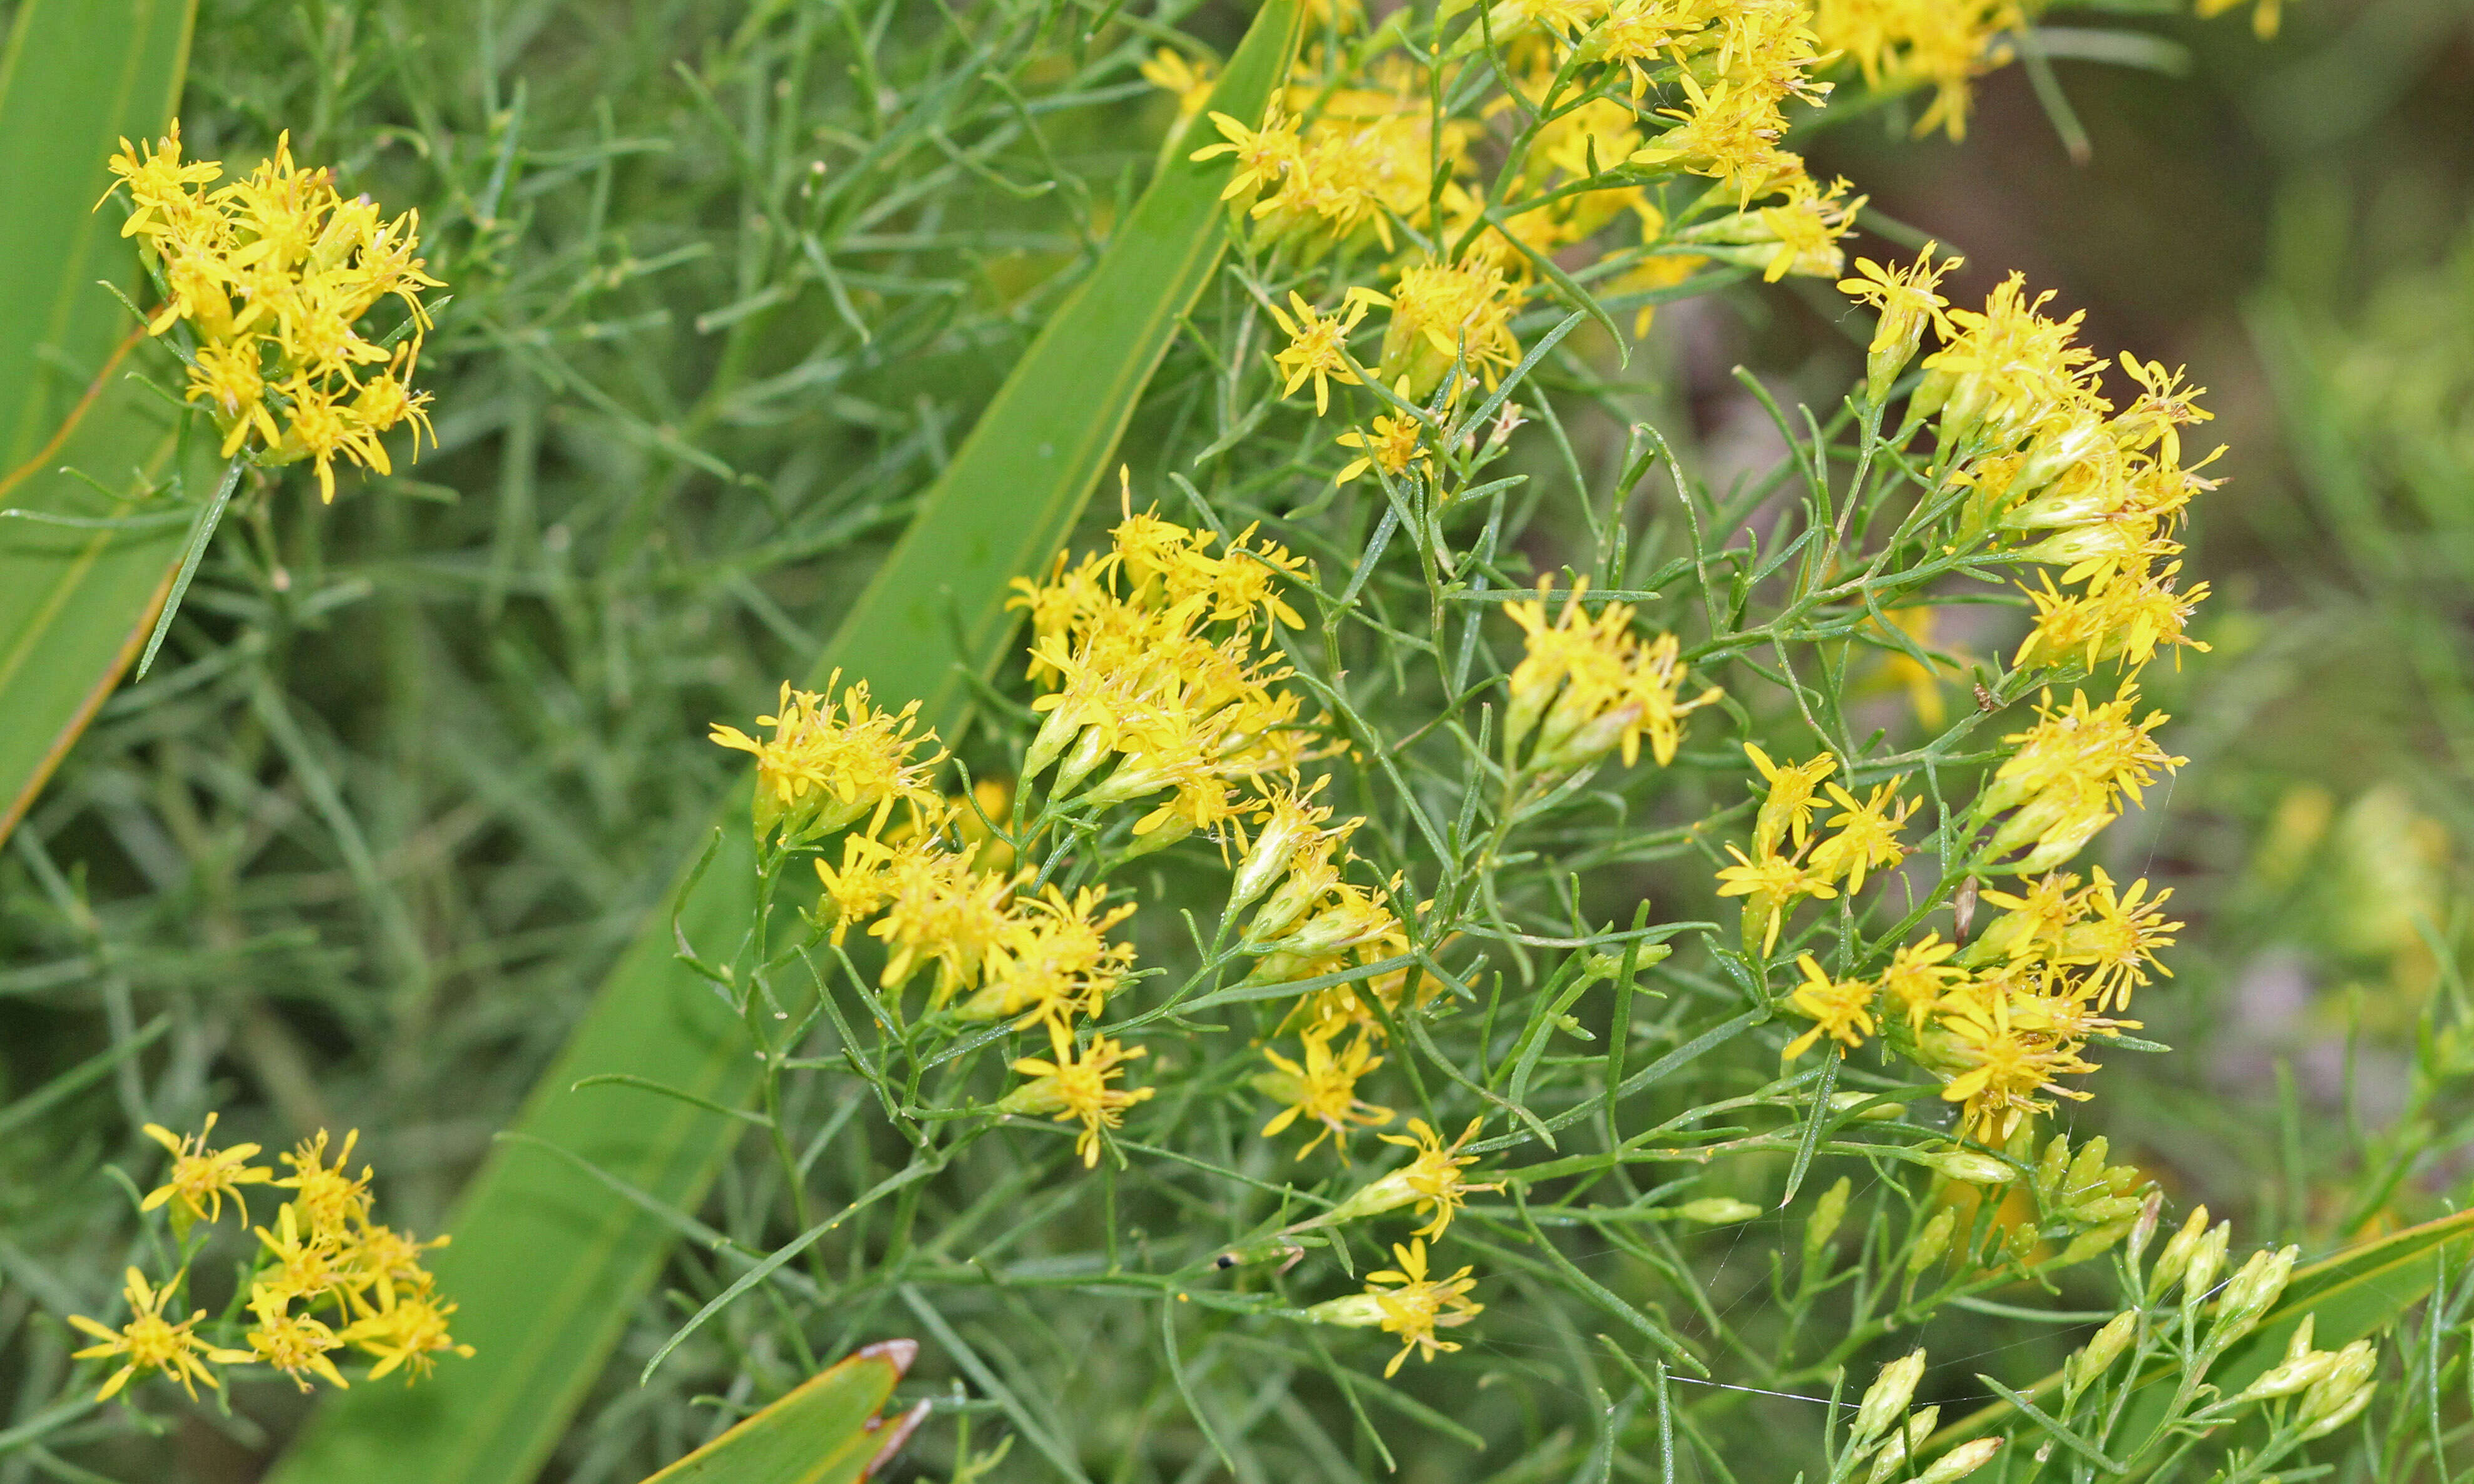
[638,1340,922,1484]
[1929,1207,2474,1453]
[0,0,198,841]
[267,8,1301,1484]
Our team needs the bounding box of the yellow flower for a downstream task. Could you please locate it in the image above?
[871,846,1016,1006]
[1783,953,1876,1059]
[1000,1022,1155,1168]
[339,1278,474,1383]
[1931,991,2097,1142]
[1256,1028,1394,1159]
[1502,577,1719,770]
[245,1284,349,1392]
[254,1203,347,1309]
[1267,290,1373,416]
[1965,871,2082,966]
[1838,242,1961,399]
[711,674,943,844]
[275,1128,372,1241]
[958,884,1139,1029]
[1335,404,1427,485]
[1365,1239,1483,1376]
[2058,869,2179,1013]
[1807,779,1918,893]
[1189,105,1300,202]
[1877,934,1966,1033]
[68,1268,252,1401]
[1745,744,1838,856]
[138,1112,273,1228]
[1138,48,1218,123]
[814,831,900,944]
[1714,843,1838,956]
[1353,1118,1501,1239]
[1362,259,1523,401]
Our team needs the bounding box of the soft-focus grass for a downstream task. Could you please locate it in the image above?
[1,1,2471,1482]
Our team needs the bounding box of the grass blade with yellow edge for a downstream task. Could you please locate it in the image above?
[637,1341,927,1484]
[266,7,1301,1483]
[0,0,198,843]
[1927,1206,2474,1456]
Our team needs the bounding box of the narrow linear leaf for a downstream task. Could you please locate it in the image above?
[265,8,1303,1484]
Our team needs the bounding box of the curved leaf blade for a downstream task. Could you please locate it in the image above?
[0,0,199,841]
[639,1341,923,1484]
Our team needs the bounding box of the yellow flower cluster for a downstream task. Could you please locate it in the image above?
[1302,1236,1485,1377]
[1777,259,2217,1145]
[1715,745,1917,953]
[101,123,442,502]
[69,1119,467,1400]
[1171,0,1866,481]
[1503,576,1722,774]
[1783,865,2177,1139]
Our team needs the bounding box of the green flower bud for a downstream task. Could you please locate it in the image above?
[2297,1340,2379,1440]
[1677,1197,1761,1226]
[1916,1438,2002,1484]
[2235,1314,2335,1402]
[1909,1207,1956,1276]
[2145,1205,2210,1301]
[2064,1311,2139,1404]
[1851,1350,1926,1450]
[1804,1177,1852,1271]
[1927,1149,2016,1185]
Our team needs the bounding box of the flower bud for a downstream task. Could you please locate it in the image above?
[2296,1339,2378,1440]
[2065,1311,2139,1404]
[1051,724,1119,800]
[2179,1222,2231,1310]
[1805,1177,1852,1269]
[1863,1409,1941,1484]
[1830,1090,1903,1120]
[1229,814,1312,913]
[1927,1149,2016,1185]
[1677,1197,1761,1226]
[2235,1314,2334,1402]
[2056,1218,2135,1268]
[2145,1205,2210,1300]
[2124,1188,2163,1275]
[1021,705,1084,784]
[1909,1207,1956,1276]
[1301,1292,1388,1329]
[1916,1438,2001,1484]
[2207,1244,2297,1349]
[1851,1350,1926,1448]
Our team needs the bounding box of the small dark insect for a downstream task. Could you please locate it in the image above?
[1973,682,1996,712]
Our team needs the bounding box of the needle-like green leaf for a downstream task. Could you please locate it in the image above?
[266,7,1301,1483]
[0,0,198,841]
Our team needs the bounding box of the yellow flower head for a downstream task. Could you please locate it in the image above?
[1714,842,1839,956]
[139,1112,274,1228]
[339,1277,474,1383]
[101,124,444,501]
[277,1128,372,1241]
[2058,868,2179,1013]
[1807,778,1919,894]
[1268,290,1373,416]
[1256,1027,1394,1159]
[1878,934,1966,1033]
[1001,1022,1156,1168]
[1745,744,1838,856]
[958,883,1139,1028]
[1783,953,1876,1059]
[1502,578,1720,772]
[245,1283,349,1392]
[711,674,944,844]
[1365,1239,1483,1377]
[1365,1117,1502,1239]
[1839,242,1962,398]
[1363,259,1523,401]
[68,1267,253,1401]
